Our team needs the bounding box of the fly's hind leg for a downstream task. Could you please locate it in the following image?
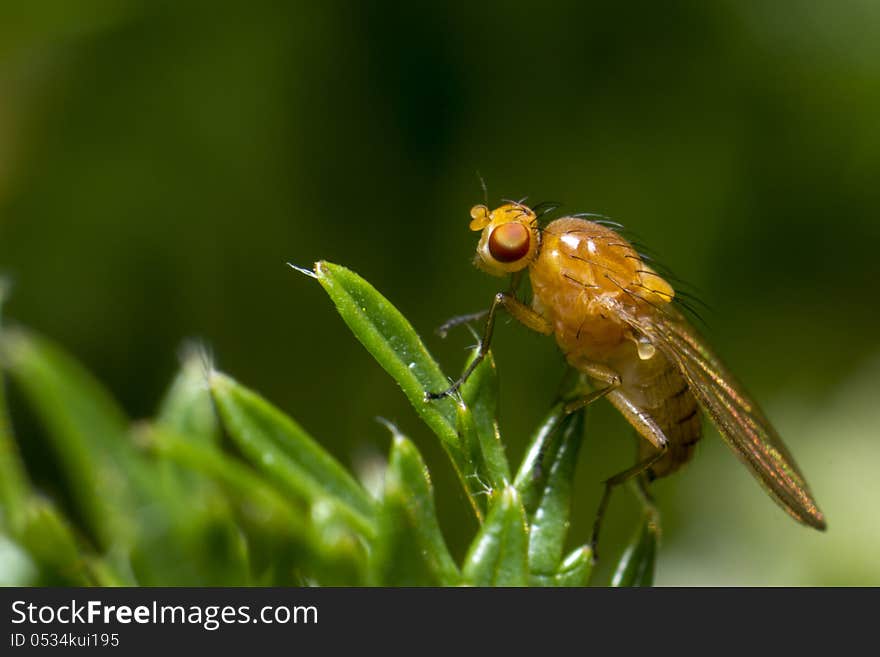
[589,391,669,560]
[632,473,661,532]
[589,447,666,561]
[424,292,552,401]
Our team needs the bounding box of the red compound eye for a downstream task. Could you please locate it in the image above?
[488,223,530,263]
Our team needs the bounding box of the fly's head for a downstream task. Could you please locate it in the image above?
[469,203,540,277]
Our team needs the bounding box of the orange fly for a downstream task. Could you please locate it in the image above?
[427,200,826,548]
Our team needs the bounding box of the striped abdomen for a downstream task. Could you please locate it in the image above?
[611,348,702,479]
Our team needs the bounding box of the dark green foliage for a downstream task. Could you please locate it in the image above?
[0,264,654,586]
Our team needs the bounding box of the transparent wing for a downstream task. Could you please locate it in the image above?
[618,300,826,530]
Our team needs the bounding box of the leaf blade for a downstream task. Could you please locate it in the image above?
[145,423,367,585]
[462,486,529,586]
[371,426,460,586]
[2,329,145,548]
[157,344,219,445]
[553,545,594,587]
[310,261,485,518]
[517,408,585,575]
[460,348,510,490]
[209,371,376,537]
[611,514,659,587]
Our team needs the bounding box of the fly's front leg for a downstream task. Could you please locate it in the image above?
[434,272,524,338]
[424,292,552,401]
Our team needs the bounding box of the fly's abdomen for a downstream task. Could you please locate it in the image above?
[618,354,702,479]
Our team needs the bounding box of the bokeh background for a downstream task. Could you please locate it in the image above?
[1,1,878,585]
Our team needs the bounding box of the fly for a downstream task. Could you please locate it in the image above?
[426,201,826,551]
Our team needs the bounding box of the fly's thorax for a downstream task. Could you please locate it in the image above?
[529,217,676,361]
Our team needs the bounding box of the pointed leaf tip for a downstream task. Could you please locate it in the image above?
[370,431,459,585]
[463,486,529,586]
[287,262,318,279]
[611,514,659,587]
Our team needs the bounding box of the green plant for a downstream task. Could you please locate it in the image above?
[0,263,656,586]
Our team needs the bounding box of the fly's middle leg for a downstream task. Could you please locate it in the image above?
[562,362,622,413]
[424,292,552,401]
[434,310,489,339]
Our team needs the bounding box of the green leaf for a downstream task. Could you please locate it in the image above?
[157,344,219,445]
[2,329,251,585]
[514,403,566,513]
[454,405,490,519]
[0,286,30,532]
[370,424,461,586]
[553,545,594,587]
[18,496,126,586]
[462,486,529,586]
[611,513,659,587]
[514,406,585,575]
[1,328,146,548]
[145,424,309,534]
[145,424,367,585]
[460,348,510,491]
[309,261,485,517]
[0,534,37,586]
[209,371,376,538]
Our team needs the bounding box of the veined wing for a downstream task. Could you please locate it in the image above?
[616,300,826,530]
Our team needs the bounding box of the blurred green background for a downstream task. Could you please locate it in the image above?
[1,1,878,585]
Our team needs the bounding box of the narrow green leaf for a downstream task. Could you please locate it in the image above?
[1,329,144,548]
[454,404,489,519]
[517,408,585,575]
[146,424,367,584]
[0,286,30,532]
[18,496,122,586]
[157,344,218,445]
[553,545,594,587]
[460,348,510,490]
[371,425,460,586]
[2,330,251,585]
[209,371,376,538]
[146,423,310,535]
[514,402,567,513]
[462,486,529,586]
[312,261,458,445]
[611,514,659,587]
[0,534,37,586]
[84,556,134,587]
[310,262,487,519]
